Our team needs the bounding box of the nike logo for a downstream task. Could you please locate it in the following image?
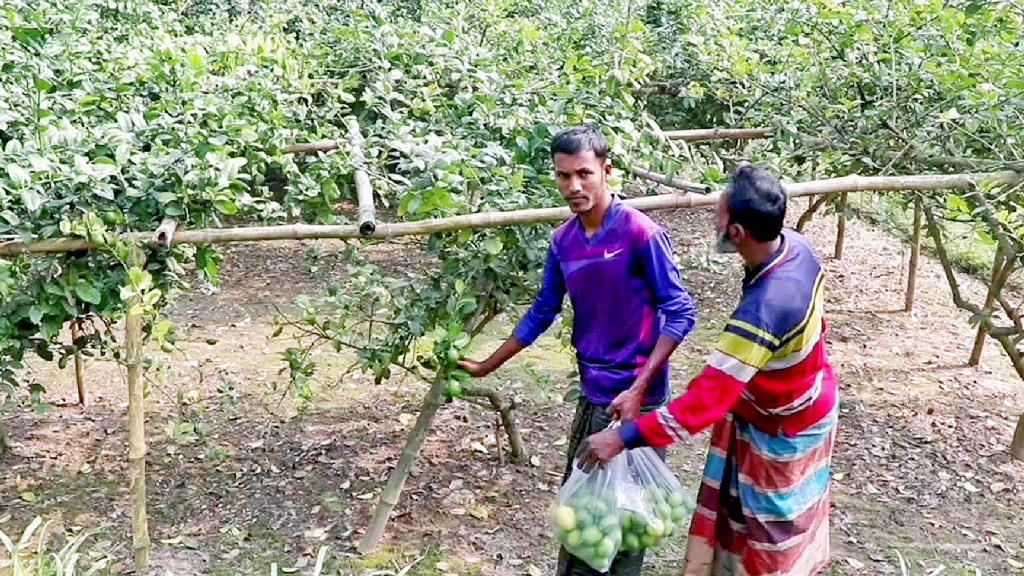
[603,249,623,259]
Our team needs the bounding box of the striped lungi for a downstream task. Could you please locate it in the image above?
[682,400,838,576]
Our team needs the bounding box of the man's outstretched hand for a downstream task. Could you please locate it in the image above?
[456,358,491,378]
[575,428,625,470]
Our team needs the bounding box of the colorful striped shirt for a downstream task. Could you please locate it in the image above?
[513,197,697,406]
[621,228,837,445]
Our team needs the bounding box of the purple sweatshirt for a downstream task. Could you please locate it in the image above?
[513,198,696,405]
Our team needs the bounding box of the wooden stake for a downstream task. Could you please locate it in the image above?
[126,247,150,573]
[905,198,922,312]
[358,375,447,554]
[344,117,377,235]
[71,319,87,406]
[834,192,848,259]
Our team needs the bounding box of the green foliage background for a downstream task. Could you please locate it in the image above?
[0,0,1021,401]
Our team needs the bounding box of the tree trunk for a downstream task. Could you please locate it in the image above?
[905,198,922,312]
[796,193,833,232]
[72,319,87,406]
[627,166,711,193]
[834,192,848,259]
[126,249,150,573]
[1012,414,1024,461]
[0,415,8,458]
[924,206,1024,459]
[969,246,1006,365]
[462,383,525,461]
[359,375,447,553]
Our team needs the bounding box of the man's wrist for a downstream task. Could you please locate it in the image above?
[631,376,651,393]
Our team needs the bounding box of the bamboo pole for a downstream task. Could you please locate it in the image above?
[834,192,848,259]
[0,171,1020,256]
[280,140,341,154]
[345,117,377,235]
[627,166,711,194]
[661,128,773,142]
[152,218,179,247]
[358,375,448,554]
[71,319,87,406]
[126,247,150,573]
[905,198,922,312]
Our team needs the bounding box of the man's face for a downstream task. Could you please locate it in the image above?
[714,194,740,254]
[553,149,611,214]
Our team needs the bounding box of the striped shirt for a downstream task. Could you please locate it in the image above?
[622,228,837,446]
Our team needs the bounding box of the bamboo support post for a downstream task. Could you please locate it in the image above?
[661,128,773,142]
[358,375,448,553]
[152,218,179,247]
[905,198,922,312]
[345,117,376,235]
[627,166,711,194]
[71,319,87,406]
[126,247,150,573]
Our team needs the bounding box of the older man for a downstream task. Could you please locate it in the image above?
[579,164,840,576]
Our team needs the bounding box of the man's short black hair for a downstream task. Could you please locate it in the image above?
[724,164,787,242]
[550,125,609,160]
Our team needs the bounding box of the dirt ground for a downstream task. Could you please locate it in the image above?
[1,202,1023,576]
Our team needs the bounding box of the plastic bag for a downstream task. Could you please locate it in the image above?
[549,452,626,572]
[617,446,695,551]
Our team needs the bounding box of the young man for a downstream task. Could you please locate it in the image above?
[458,125,696,576]
[578,164,840,576]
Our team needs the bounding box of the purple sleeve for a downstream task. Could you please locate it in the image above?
[512,246,566,346]
[641,230,696,342]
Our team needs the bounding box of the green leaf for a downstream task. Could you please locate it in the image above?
[442,29,456,43]
[213,198,238,215]
[28,306,43,324]
[33,75,53,91]
[0,210,20,226]
[483,236,503,255]
[7,164,30,187]
[75,283,103,305]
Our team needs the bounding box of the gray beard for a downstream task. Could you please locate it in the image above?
[714,229,738,253]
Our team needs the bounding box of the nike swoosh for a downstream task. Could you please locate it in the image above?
[603,249,623,259]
